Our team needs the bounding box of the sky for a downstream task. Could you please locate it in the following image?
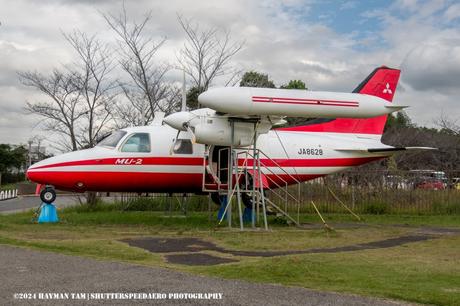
[1,0,459,149]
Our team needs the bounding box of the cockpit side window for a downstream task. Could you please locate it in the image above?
[120,133,151,153]
[97,130,127,148]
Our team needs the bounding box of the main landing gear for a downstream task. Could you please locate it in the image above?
[37,186,59,223]
[40,186,56,204]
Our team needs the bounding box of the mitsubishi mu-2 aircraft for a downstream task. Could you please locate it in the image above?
[27,66,429,205]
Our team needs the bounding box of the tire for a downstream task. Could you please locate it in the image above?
[40,187,56,204]
[210,192,222,206]
[241,192,254,209]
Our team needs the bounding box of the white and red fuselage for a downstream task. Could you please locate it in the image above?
[26,66,404,193]
[26,125,389,193]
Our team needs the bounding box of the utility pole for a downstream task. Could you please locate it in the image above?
[27,140,33,168]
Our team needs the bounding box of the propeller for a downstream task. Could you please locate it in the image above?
[184,123,196,144]
[169,129,181,155]
[169,71,192,155]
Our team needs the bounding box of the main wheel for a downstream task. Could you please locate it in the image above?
[40,187,56,204]
[241,187,277,215]
[210,192,223,206]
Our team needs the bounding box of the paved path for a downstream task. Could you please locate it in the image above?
[0,195,120,214]
[0,245,411,305]
[0,196,84,214]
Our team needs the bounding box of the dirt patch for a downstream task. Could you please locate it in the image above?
[305,234,433,254]
[121,237,224,253]
[165,253,238,266]
[121,225,460,266]
[416,227,460,235]
[300,223,371,230]
[123,232,437,260]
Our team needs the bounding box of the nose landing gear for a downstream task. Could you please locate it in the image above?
[37,186,59,223]
[40,187,56,204]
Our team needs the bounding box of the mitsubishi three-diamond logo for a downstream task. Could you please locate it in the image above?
[383,83,392,94]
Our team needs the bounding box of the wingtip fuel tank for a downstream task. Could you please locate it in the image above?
[198,87,405,118]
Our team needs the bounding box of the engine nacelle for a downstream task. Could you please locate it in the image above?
[163,108,274,147]
[194,118,256,147]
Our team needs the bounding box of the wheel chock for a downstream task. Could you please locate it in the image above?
[38,203,59,223]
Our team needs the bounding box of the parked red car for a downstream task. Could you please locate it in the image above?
[414,178,446,190]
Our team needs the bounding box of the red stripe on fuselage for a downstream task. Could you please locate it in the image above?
[27,156,384,192]
[27,171,204,193]
[239,156,382,167]
[31,156,204,170]
[32,156,380,171]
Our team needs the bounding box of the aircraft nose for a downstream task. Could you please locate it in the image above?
[26,156,54,183]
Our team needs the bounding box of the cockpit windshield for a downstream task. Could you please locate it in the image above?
[97,130,127,148]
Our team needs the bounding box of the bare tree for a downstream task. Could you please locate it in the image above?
[20,32,116,151]
[103,7,178,126]
[19,69,85,151]
[177,15,244,93]
[437,113,460,136]
[64,31,117,147]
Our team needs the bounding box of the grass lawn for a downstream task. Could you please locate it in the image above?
[0,208,459,305]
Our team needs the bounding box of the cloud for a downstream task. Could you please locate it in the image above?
[402,39,460,93]
[444,3,460,21]
[0,0,459,148]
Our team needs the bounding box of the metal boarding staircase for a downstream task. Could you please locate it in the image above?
[202,146,303,229]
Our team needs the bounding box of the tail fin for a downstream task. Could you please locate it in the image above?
[278,66,401,136]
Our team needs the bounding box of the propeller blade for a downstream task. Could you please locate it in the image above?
[185,125,196,144]
[169,129,181,155]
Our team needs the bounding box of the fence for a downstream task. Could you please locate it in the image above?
[0,189,19,201]
[284,170,460,215]
[113,170,460,215]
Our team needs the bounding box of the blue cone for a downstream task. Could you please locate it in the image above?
[243,207,253,223]
[38,203,59,223]
[217,195,228,221]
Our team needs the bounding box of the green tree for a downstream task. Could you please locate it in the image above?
[280,79,309,126]
[384,111,413,131]
[280,79,307,90]
[240,71,275,88]
[0,144,27,184]
[186,86,204,110]
[0,145,10,174]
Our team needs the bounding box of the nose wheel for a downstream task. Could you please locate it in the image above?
[40,187,56,204]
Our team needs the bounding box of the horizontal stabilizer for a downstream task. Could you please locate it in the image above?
[384,105,409,112]
[336,147,437,153]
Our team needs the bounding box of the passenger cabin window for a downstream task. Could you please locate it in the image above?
[121,133,151,152]
[173,139,193,154]
[97,130,127,148]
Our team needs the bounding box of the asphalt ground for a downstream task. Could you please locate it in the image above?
[0,195,82,214]
[0,195,120,214]
[0,245,411,306]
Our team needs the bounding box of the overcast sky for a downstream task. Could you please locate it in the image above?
[1,0,459,149]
